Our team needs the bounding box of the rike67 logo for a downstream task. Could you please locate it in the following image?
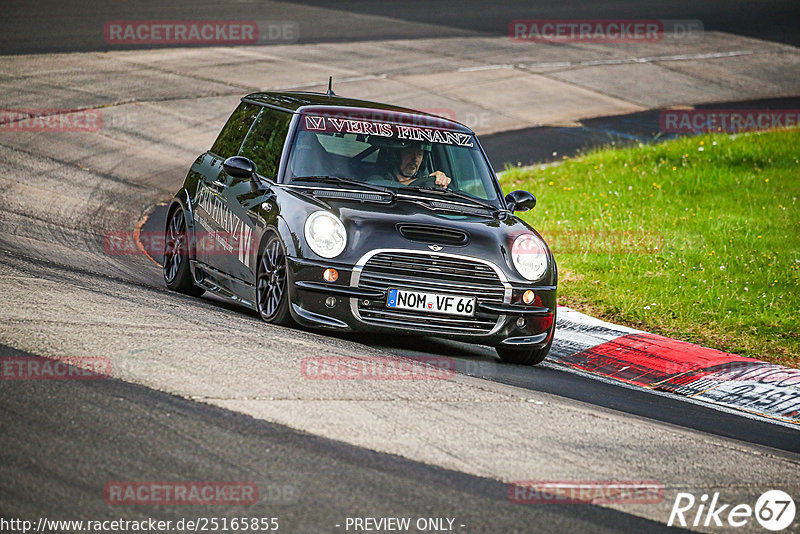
[668,490,795,531]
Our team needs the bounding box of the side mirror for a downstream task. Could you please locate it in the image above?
[223,156,257,179]
[505,190,536,212]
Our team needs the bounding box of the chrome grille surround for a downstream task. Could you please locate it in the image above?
[350,249,511,336]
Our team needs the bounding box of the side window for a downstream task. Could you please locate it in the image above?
[210,103,260,159]
[239,108,292,179]
[444,145,491,199]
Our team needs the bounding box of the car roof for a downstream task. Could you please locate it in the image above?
[243,91,473,133]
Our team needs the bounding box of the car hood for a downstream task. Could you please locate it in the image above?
[304,194,555,286]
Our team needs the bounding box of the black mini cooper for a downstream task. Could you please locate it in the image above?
[163,90,557,365]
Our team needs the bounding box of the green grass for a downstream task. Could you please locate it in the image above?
[501,128,800,367]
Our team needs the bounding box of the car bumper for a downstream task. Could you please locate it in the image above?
[285,252,556,349]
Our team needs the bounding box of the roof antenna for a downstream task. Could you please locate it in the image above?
[326,76,336,97]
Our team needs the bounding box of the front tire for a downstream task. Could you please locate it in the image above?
[256,234,295,326]
[163,207,204,297]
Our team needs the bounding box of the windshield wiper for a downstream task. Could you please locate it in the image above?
[402,185,500,218]
[292,175,395,197]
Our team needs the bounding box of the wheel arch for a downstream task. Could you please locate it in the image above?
[166,191,197,261]
[252,214,300,267]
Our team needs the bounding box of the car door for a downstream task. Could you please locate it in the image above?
[192,102,260,274]
[217,106,292,283]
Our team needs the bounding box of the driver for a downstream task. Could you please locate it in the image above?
[373,142,452,188]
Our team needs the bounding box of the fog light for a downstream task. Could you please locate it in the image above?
[522,290,535,305]
[323,268,338,282]
[516,317,526,328]
[325,296,336,308]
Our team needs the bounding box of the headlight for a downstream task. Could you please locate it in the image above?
[511,234,548,281]
[304,211,347,258]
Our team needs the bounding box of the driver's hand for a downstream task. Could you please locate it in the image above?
[429,171,451,188]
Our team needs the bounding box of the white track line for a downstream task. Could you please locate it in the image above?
[458,50,754,72]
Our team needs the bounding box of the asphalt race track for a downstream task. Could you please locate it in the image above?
[1,345,684,534]
[1,2,799,533]
[3,0,800,53]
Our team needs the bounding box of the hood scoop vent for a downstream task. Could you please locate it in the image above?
[397,223,469,246]
[312,189,391,203]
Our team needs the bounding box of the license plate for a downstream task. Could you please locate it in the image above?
[386,288,475,317]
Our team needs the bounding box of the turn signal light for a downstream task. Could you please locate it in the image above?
[522,290,535,304]
[323,268,339,282]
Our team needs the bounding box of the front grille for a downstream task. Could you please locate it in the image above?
[355,251,507,334]
[397,223,469,246]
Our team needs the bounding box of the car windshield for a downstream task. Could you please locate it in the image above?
[285,113,501,205]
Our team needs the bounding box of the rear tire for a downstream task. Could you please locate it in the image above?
[163,207,204,297]
[256,234,295,326]
[495,336,552,366]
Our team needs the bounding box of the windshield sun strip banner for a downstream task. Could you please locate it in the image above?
[300,114,474,147]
